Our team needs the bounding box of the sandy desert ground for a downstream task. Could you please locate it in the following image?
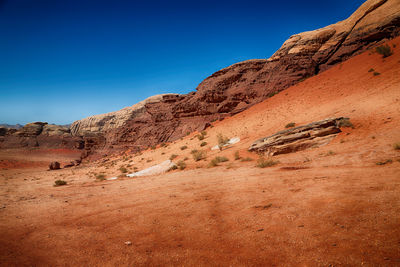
[0,38,399,266]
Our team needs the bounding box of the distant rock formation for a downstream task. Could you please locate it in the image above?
[0,122,81,150]
[68,0,399,158]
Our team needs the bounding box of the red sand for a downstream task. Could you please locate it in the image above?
[0,38,399,266]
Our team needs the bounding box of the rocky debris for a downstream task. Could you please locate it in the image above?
[49,161,61,170]
[248,118,345,156]
[67,0,400,158]
[63,159,81,168]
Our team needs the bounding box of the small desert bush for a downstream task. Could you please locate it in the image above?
[209,156,229,167]
[256,158,278,168]
[191,149,206,161]
[197,134,205,141]
[217,133,230,150]
[160,142,167,147]
[326,150,336,156]
[96,174,106,180]
[241,157,254,162]
[394,143,400,150]
[376,159,393,166]
[168,165,178,171]
[54,180,67,186]
[373,71,381,76]
[200,141,207,147]
[376,44,393,58]
[150,145,156,150]
[169,154,178,160]
[368,68,374,72]
[177,160,186,170]
[119,166,128,173]
[338,118,354,128]
[234,151,240,160]
[180,145,188,150]
[285,122,296,128]
[201,130,207,136]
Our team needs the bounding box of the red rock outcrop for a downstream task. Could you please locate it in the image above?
[69,0,399,158]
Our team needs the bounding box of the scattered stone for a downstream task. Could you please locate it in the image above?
[124,241,132,246]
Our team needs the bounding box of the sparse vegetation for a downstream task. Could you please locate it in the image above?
[200,141,207,147]
[180,145,188,150]
[197,134,205,141]
[209,156,229,167]
[96,174,106,180]
[368,68,374,72]
[234,151,240,160]
[241,157,254,162]
[393,143,400,150]
[191,149,206,161]
[169,154,178,160]
[160,143,167,147]
[373,71,381,76]
[119,166,128,173]
[338,118,354,128]
[54,180,67,186]
[376,44,393,58]
[217,133,230,151]
[285,122,296,128]
[150,145,156,150]
[326,151,336,156]
[376,159,393,166]
[177,160,186,170]
[256,157,278,168]
[168,165,178,171]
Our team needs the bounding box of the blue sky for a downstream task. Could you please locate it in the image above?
[0,0,365,125]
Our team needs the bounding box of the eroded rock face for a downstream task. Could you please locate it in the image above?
[248,118,346,156]
[65,0,400,157]
[0,122,82,150]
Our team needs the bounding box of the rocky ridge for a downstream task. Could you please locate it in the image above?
[2,0,399,158]
[72,0,399,158]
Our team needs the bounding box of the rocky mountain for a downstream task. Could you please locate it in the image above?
[69,0,399,158]
[2,0,399,159]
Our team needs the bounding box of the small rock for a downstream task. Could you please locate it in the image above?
[124,241,132,246]
[49,161,61,170]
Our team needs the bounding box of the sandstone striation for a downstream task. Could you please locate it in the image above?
[248,118,346,156]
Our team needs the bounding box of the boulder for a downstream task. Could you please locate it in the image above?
[248,118,345,156]
[49,161,61,170]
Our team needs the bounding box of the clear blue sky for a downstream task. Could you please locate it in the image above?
[0,0,365,125]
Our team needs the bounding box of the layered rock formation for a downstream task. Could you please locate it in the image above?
[0,122,81,150]
[248,118,346,156]
[68,0,399,158]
